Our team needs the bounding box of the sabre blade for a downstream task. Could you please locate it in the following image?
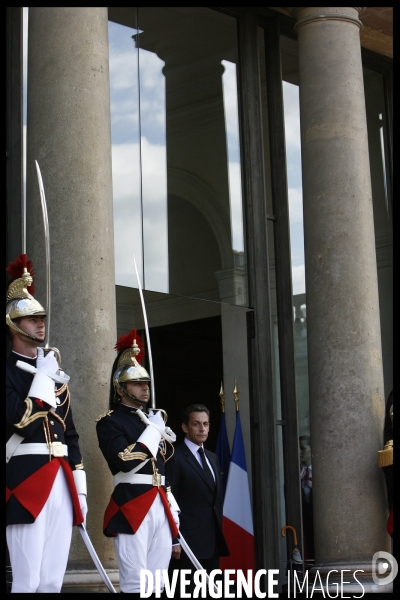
[34,160,51,349]
[178,533,219,593]
[77,525,117,593]
[133,255,155,408]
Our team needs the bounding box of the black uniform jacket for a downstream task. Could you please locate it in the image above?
[6,351,83,526]
[96,403,176,537]
[165,442,229,560]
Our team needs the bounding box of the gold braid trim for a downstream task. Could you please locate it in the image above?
[47,385,71,432]
[62,386,71,422]
[55,383,69,407]
[51,411,67,432]
[118,443,148,462]
[55,383,67,397]
[95,410,114,422]
[75,461,85,470]
[15,398,48,429]
[42,417,52,462]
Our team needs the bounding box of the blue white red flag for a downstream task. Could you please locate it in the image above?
[215,411,231,500]
[220,410,254,573]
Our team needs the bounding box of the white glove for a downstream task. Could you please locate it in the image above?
[36,348,59,372]
[26,349,71,408]
[28,360,57,409]
[167,491,180,529]
[147,410,165,427]
[73,470,87,525]
[78,494,88,526]
[138,409,177,443]
[37,348,70,383]
[137,422,162,458]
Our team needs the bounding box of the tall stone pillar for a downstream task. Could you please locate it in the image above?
[26,7,118,585]
[288,7,390,593]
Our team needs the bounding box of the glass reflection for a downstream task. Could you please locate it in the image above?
[109,19,143,288]
[222,60,244,253]
[281,40,310,437]
[136,23,168,292]
[109,8,247,306]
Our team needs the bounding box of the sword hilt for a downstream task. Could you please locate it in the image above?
[43,346,62,368]
[147,407,168,424]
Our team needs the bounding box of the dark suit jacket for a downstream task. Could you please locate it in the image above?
[165,441,229,560]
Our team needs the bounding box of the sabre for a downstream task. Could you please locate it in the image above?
[34,161,51,349]
[77,525,117,593]
[34,161,114,592]
[132,256,217,587]
[179,533,219,594]
[133,254,156,408]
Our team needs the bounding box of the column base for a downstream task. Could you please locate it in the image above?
[61,569,120,593]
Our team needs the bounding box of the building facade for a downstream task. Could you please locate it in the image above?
[6,6,393,594]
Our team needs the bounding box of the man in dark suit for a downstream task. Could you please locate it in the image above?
[166,403,229,585]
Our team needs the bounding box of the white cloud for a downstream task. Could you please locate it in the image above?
[292,264,306,296]
[222,60,240,144]
[288,187,303,224]
[283,81,301,150]
[222,60,244,252]
[109,49,138,92]
[112,139,168,292]
[227,162,244,252]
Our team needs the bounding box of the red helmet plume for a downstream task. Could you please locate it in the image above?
[114,329,145,364]
[6,254,36,295]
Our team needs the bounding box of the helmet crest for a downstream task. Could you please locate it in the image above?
[6,254,46,341]
[6,254,36,296]
[114,328,145,367]
[110,329,151,407]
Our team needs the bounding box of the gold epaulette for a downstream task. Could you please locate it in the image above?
[95,410,114,422]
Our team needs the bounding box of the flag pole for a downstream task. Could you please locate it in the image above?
[233,380,239,411]
[219,381,225,413]
[215,381,230,500]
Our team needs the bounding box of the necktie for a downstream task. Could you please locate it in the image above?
[198,447,215,488]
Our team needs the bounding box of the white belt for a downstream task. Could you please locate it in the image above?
[12,442,68,457]
[113,472,165,487]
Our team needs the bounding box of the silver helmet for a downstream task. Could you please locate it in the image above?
[6,255,46,342]
[112,330,150,404]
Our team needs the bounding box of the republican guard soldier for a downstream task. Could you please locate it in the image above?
[6,254,87,593]
[96,329,180,597]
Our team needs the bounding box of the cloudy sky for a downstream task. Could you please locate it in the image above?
[108,21,247,292]
[282,81,305,296]
[108,19,305,297]
[22,9,305,298]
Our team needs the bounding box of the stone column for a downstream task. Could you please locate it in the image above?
[26,7,118,580]
[288,7,390,593]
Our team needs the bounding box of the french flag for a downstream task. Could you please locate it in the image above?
[220,410,254,573]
